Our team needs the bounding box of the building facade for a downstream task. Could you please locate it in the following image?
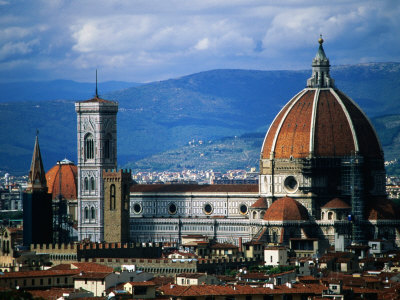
[76,39,400,247]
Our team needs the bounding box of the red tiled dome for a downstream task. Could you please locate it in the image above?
[322,198,351,209]
[365,197,400,220]
[263,197,309,221]
[261,89,383,160]
[46,159,77,200]
[251,197,268,209]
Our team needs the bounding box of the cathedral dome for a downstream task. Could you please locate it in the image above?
[322,198,351,209]
[263,197,309,221]
[251,197,268,209]
[46,158,78,200]
[365,197,400,220]
[261,40,382,160]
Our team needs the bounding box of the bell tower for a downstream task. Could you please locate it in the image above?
[75,81,118,242]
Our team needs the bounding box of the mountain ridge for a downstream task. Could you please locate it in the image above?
[1,63,400,175]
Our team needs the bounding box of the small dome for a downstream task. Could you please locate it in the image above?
[365,197,400,220]
[322,198,351,209]
[46,160,78,200]
[263,197,309,221]
[251,197,268,209]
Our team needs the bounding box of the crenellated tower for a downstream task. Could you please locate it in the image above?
[103,169,131,243]
[75,86,118,242]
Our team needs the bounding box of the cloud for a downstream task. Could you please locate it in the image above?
[0,0,399,82]
[194,38,209,51]
[0,39,39,60]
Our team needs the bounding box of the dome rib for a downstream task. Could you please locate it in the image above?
[261,89,306,159]
[273,90,315,158]
[331,89,359,153]
[309,88,320,155]
[314,89,355,156]
[336,90,383,158]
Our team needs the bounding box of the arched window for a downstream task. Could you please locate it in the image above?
[252,211,257,219]
[91,207,96,220]
[104,134,111,159]
[84,178,89,191]
[90,177,95,192]
[124,184,129,210]
[272,231,278,243]
[110,184,116,210]
[328,212,333,220]
[84,207,89,220]
[84,133,94,160]
[321,212,325,220]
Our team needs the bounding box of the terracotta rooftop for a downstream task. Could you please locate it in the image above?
[177,273,207,279]
[159,283,326,297]
[125,281,156,286]
[130,184,258,193]
[0,269,80,279]
[73,272,112,280]
[28,288,76,300]
[49,262,113,273]
[211,243,238,249]
[250,197,268,209]
[263,197,309,221]
[321,198,351,209]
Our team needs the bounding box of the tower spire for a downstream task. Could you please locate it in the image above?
[307,35,335,88]
[27,132,47,192]
[95,69,98,98]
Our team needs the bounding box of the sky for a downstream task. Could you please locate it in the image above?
[1,0,399,83]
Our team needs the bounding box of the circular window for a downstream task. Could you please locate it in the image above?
[203,203,213,215]
[239,204,248,215]
[284,176,298,193]
[168,203,177,215]
[133,203,142,214]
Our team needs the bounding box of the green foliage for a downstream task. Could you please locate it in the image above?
[114,266,122,272]
[224,269,238,276]
[253,265,295,275]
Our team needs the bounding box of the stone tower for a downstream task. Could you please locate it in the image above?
[75,91,118,242]
[103,169,131,243]
[23,134,53,246]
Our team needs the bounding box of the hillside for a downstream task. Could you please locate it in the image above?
[1,63,400,174]
[125,133,264,172]
[124,114,400,176]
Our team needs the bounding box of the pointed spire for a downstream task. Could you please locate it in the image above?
[307,35,335,88]
[27,131,47,192]
[95,69,98,98]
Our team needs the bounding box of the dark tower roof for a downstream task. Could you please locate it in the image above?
[27,134,47,193]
